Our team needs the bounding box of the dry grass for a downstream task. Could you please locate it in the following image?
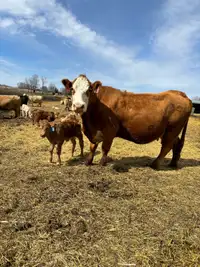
[0,102,200,267]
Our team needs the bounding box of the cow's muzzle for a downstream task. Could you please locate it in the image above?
[73,104,85,114]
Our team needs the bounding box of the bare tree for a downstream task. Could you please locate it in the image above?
[48,83,57,92]
[17,74,40,93]
[29,74,39,90]
[41,76,47,88]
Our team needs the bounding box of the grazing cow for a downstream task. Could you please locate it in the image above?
[28,95,43,107]
[20,94,29,106]
[32,109,55,126]
[61,74,192,169]
[20,104,32,118]
[40,118,84,165]
[0,95,21,117]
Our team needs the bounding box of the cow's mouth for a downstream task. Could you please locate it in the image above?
[74,107,84,114]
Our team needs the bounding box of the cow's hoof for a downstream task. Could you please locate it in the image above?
[150,160,160,170]
[85,160,92,166]
[99,158,107,166]
[168,161,178,169]
[56,162,61,166]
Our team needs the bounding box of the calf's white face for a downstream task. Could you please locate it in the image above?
[71,76,90,113]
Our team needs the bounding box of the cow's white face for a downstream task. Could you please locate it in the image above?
[61,75,102,114]
[71,76,90,114]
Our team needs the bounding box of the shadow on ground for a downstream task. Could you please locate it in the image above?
[112,156,200,172]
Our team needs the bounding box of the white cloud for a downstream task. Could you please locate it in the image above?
[0,18,15,28]
[153,0,200,61]
[0,0,200,96]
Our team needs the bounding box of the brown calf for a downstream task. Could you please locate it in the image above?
[61,74,192,170]
[40,118,84,165]
[32,110,55,126]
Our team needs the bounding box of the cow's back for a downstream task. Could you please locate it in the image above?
[0,95,20,108]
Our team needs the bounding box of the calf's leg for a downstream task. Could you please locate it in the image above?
[49,144,55,163]
[70,138,76,157]
[56,141,64,165]
[78,133,84,157]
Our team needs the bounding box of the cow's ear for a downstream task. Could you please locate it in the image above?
[91,81,102,93]
[61,79,72,91]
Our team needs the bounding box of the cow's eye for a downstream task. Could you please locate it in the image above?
[71,89,75,95]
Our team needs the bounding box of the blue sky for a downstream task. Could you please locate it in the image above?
[0,0,200,97]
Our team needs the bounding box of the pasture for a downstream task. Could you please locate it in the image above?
[0,101,200,267]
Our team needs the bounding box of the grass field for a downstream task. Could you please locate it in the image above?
[0,101,200,267]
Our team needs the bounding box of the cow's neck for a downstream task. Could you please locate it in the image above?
[81,99,102,143]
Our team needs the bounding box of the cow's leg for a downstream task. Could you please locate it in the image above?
[70,138,76,157]
[78,134,84,157]
[169,137,183,168]
[49,144,55,163]
[99,138,114,166]
[56,141,64,165]
[151,143,173,170]
[15,107,20,117]
[150,128,180,170]
[85,143,98,165]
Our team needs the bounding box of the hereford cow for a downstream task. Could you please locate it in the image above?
[28,95,43,107]
[40,118,84,165]
[32,109,55,126]
[0,95,21,117]
[61,74,192,170]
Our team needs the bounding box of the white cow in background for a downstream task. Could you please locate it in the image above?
[28,95,43,107]
[20,104,32,118]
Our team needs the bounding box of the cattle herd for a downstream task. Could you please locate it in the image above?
[0,74,193,170]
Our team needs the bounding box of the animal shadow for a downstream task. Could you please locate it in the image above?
[66,151,101,166]
[112,156,200,173]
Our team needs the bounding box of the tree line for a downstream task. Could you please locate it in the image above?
[17,74,68,95]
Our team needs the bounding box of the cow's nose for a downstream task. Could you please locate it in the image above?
[74,103,84,109]
[73,103,85,113]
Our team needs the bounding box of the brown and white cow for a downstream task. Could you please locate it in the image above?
[61,74,192,170]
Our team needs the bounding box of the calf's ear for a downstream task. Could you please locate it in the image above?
[61,79,72,92]
[91,81,102,93]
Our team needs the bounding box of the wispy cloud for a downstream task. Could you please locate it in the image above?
[0,0,200,96]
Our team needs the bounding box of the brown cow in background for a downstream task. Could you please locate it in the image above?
[61,74,192,170]
[0,95,21,117]
[32,110,55,127]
